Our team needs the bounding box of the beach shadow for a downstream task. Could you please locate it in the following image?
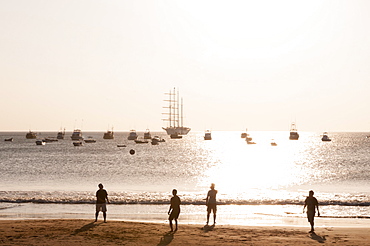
[157,232,174,246]
[309,232,326,243]
[202,224,215,232]
[72,222,99,235]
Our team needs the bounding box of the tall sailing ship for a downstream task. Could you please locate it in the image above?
[162,88,191,136]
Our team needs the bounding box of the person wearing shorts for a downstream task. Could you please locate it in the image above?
[168,189,181,232]
[303,190,320,232]
[206,183,218,225]
[95,183,110,222]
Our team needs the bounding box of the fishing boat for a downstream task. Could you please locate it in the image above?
[127,129,138,140]
[204,130,212,140]
[57,128,65,139]
[162,88,191,136]
[103,128,114,139]
[271,139,277,146]
[4,138,13,142]
[134,139,149,144]
[321,132,332,142]
[289,122,299,140]
[45,137,58,142]
[144,129,152,139]
[117,144,126,147]
[84,137,96,143]
[73,141,83,146]
[152,136,165,143]
[71,129,83,140]
[26,131,37,139]
[244,129,253,142]
[35,139,46,145]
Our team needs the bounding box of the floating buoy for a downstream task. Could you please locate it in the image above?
[129,149,135,155]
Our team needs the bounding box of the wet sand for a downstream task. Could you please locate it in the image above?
[0,219,369,245]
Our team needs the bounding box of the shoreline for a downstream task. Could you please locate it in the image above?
[1,219,369,245]
[1,203,369,229]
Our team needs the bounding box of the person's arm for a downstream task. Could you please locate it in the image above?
[316,204,320,216]
[105,191,110,204]
[303,200,307,213]
[205,191,209,205]
[168,198,173,215]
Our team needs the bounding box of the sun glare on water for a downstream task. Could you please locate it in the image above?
[195,131,315,199]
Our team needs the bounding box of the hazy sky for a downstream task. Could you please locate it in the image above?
[1,0,370,132]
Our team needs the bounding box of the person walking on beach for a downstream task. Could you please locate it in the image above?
[95,183,110,223]
[168,189,181,232]
[206,183,218,225]
[303,190,320,232]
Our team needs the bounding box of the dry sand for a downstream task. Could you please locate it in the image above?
[0,219,369,245]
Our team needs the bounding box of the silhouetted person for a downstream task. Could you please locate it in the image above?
[168,189,181,232]
[206,183,217,225]
[303,190,320,232]
[95,183,110,222]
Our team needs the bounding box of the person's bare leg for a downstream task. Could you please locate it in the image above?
[169,219,173,231]
[213,213,216,225]
[174,219,178,231]
[95,211,99,222]
[206,212,210,225]
[103,212,107,222]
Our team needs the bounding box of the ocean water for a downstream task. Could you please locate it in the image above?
[0,131,370,225]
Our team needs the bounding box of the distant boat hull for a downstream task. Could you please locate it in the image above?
[170,133,182,139]
[36,140,46,145]
[163,127,191,135]
[73,141,83,146]
[103,131,114,139]
[289,132,299,140]
[26,131,37,139]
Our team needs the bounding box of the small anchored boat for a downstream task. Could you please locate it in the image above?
[321,132,331,142]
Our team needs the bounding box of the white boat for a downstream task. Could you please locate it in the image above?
[162,88,191,136]
[103,128,114,139]
[322,132,331,141]
[289,122,299,140]
[151,136,165,145]
[144,129,152,139]
[26,131,37,139]
[204,130,212,140]
[57,128,65,139]
[35,139,46,145]
[71,129,83,140]
[128,130,138,140]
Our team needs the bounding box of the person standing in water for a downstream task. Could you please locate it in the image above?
[168,189,181,232]
[303,190,320,232]
[95,183,110,223]
[206,183,218,225]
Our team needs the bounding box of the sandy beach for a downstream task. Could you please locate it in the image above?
[0,219,369,245]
